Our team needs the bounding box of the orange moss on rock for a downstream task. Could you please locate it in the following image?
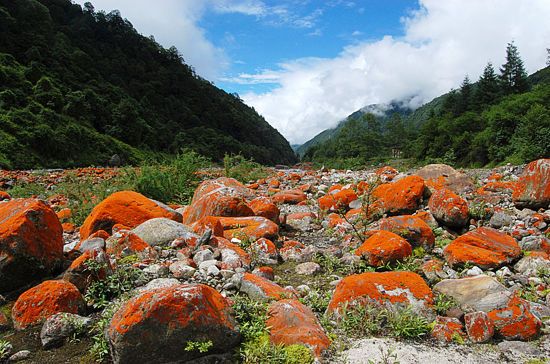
[354,230,412,267]
[327,271,433,315]
[191,216,224,237]
[487,295,541,341]
[249,196,280,223]
[379,215,435,250]
[0,198,64,293]
[318,188,357,211]
[464,311,494,343]
[63,249,112,293]
[444,227,521,269]
[372,175,425,215]
[108,284,240,363]
[267,299,331,358]
[213,216,279,240]
[428,188,469,227]
[271,189,307,205]
[12,280,84,330]
[513,158,550,209]
[431,316,466,342]
[80,191,181,239]
[241,272,296,301]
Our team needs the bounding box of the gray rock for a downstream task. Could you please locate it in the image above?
[139,278,181,292]
[132,218,196,246]
[76,237,106,253]
[8,350,31,362]
[464,266,484,277]
[515,254,550,276]
[169,262,196,279]
[295,262,322,276]
[433,275,511,312]
[207,265,220,277]
[198,259,219,271]
[489,211,514,228]
[194,250,214,265]
[498,340,541,356]
[40,313,92,349]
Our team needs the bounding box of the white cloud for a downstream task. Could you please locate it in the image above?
[242,0,550,144]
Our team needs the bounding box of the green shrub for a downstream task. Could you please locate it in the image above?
[223,154,269,183]
[133,150,209,204]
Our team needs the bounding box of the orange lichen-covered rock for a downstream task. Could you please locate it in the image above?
[0,191,11,200]
[63,249,112,293]
[80,191,181,239]
[56,208,72,222]
[464,311,494,343]
[354,230,412,267]
[191,216,224,237]
[487,295,541,341]
[266,299,331,358]
[0,198,63,293]
[236,272,296,302]
[428,188,469,227]
[251,238,278,264]
[379,215,435,250]
[106,231,152,258]
[327,271,433,315]
[214,216,279,240]
[271,189,307,205]
[249,196,280,223]
[416,164,475,194]
[375,166,399,182]
[12,280,85,330]
[372,175,425,215]
[513,158,550,209]
[279,240,306,262]
[181,177,254,225]
[431,316,466,342]
[216,238,251,269]
[318,188,358,211]
[444,227,521,269]
[108,284,240,363]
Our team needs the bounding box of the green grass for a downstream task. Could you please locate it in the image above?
[223,154,269,183]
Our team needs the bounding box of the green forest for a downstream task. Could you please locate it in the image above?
[0,0,297,169]
[303,43,550,168]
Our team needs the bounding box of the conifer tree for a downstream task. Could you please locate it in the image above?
[499,42,529,94]
[457,75,472,114]
[475,62,500,108]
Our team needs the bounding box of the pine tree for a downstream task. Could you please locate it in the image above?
[547,48,550,66]
[499,42,529,94]
[475,62,500,108]
[457,75,472,114]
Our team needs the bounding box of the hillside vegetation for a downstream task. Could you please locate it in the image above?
[302,43,550,168]
[0,0,297,169]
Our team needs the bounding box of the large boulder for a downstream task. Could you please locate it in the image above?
[248,196,280,223]
[354,230,412,267]
[80,191,181,239]
[266,299,330,358]
[433,275,511,312]
[182,178,254,225]
[272,189,307,205]
[108,284,240,364]
[213,216,279,240]
[318,188,357,211]
[415,164,475,194]
[0,199,63,293]
[12,280,85,330]
[487,295,541,341]
[233,272,296,302]
[372,175,425,215]
[443,227,521,269]
[428,188,469,227]
[132,218,197,246]
[512,159,550,209]
[327,271,433,316]
[379,215,435,251]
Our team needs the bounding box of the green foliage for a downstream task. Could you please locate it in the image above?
[313,252,372,276]
[223,154,270,183]
[0,340,12,360]
[84,261,143,309]
[89,302,122,362]
[433,294,458,315]
[132,150,209,204]
[0,0,297,169]
[299,288,332,314]
[339,303,382,337]
[385,307,430,339]
[184,340,213,354]
[232,295,313,364]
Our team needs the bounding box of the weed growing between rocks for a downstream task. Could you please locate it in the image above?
[231,295,313,364]
[223,154,269,184]
[88,301,123,362]
[433,294,459,315]
[0,340,12,361]
[84,260,143,310]
[184,340,213,354]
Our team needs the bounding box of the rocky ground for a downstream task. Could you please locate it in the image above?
[0,159,549,363]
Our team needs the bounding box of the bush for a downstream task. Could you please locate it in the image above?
[133,150,209,204]
[223,154,269,184]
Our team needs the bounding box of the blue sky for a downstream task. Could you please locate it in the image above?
[203,1,418,95]
[76,0,550,144]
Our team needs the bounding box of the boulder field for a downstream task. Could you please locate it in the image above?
[0,159,549,363]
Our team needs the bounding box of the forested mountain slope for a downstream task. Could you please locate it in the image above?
[0,0,297,169]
